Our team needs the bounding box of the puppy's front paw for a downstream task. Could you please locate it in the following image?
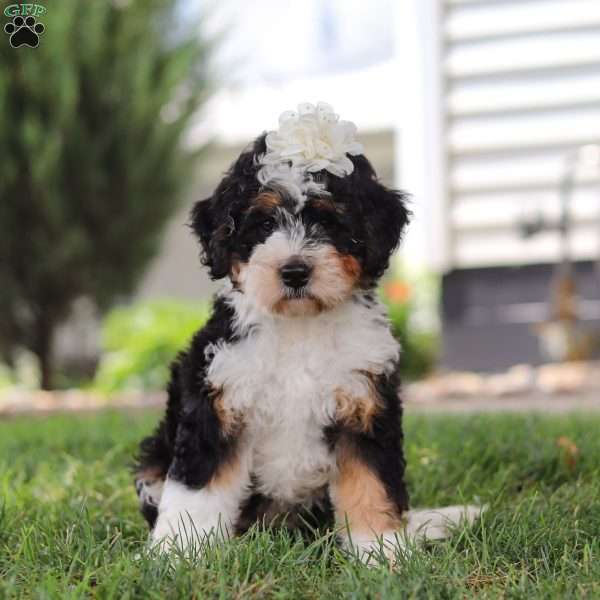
[344,531,410,566]
[150,512,184,554]
[150,510,229,558]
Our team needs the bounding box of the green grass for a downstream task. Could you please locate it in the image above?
[1,411,599,599]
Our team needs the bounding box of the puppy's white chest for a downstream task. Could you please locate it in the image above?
[248,394,334,503]
[232,323,341,503]
[206,297,400,503]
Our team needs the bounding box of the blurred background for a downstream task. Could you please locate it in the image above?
[1,0,599,399]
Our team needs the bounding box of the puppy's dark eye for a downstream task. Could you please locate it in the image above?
[260,217,276,234]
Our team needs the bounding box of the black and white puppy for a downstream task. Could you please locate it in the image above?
[135,103,479,561]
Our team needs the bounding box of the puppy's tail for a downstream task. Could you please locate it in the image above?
[404,504,486,541]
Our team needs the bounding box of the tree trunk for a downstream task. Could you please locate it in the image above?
[39,348,53,390]
[34,317,55,390]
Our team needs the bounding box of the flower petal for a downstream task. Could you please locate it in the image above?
[306,158,330,172]
[260,102,361,186]
[297,102,316,116]
[278,110,298,125]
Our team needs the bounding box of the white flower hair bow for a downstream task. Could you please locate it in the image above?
[259,102,364,178]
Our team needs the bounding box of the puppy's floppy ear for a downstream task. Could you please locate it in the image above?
[190,197,213,259]
[344,154,410,281]
[358,178,411,281]
[190,197,233,280]
[190,135,267,279]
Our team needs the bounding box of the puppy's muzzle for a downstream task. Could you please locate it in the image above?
[279,257,312,290]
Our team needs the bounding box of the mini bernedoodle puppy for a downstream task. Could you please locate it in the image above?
[135,102,481,563]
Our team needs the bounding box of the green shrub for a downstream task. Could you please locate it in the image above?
[381,271,440,380]
[0,363,13,390]
[94,300,210,392]
[385,300,438,380]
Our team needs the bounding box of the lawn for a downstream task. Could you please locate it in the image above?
[1,410,599,599]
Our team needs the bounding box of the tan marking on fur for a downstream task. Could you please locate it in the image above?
[230,258,242,281]
[210,386,243,437]
[339,253,362,281]
[334,378,382,433]
[309,247,361,310]
[272,296,324,317]
[208,451,243,490]
[202,395,246,491]
[333,438,404,536]
[239,245,285,313]
[253,191,282,209]
[136,467,163,483]
[309,197,337,212]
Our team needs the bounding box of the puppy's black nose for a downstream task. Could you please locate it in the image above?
[280,258,312,289]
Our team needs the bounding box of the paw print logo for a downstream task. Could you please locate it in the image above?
[4,15,45,48]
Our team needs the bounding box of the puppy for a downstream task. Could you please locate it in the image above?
[135,102,479,562]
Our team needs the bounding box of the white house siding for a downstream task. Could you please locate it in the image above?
[444,0,600,268]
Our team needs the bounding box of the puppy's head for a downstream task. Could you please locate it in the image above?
[191,104,409,317]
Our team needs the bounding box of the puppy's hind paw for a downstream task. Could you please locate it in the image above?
[404,504,486,542]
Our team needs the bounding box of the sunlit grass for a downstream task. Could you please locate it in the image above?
[1,410,599,598]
